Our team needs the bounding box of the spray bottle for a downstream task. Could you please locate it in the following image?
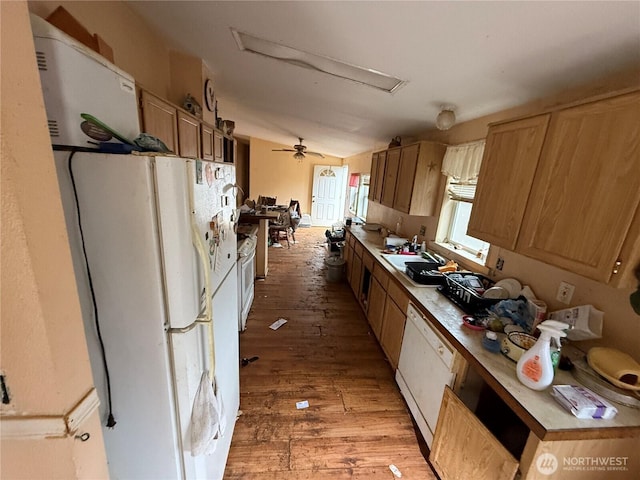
[516,320,569,391]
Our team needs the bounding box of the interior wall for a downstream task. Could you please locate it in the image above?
[235,138,250,207]
[343,150,372,176]
[1,2,108,478]
[248,137,343,215]
[28,0,171,97]
[168,50,203,112]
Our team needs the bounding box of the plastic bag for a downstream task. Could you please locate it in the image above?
[190,371,220,456]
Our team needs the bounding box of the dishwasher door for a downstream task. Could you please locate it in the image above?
[396,303,457,448]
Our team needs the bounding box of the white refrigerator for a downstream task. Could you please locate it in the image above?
[54,151,239,479]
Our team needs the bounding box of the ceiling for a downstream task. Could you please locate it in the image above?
[128,1,640,158]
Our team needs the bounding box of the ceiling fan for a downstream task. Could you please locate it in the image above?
[272,137,325,160]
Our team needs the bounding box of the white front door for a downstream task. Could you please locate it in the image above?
[311,165,347,227]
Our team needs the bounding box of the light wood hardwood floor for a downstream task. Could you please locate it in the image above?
[225,227,437,479]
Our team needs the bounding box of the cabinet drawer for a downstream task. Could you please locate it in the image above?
[387,280,409,312]
[348,235,356,248]
[354,241,363,258]
[372,263,389,290]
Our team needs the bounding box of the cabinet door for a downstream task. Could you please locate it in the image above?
[214,130,224,162]
[177,111,201,159]
[140,90,178,153]
[349,253,362,298]
[393,143,420,213]
[367,277,387,340]
[409,142,447,216]
[380,297,406,369]
[430,387,518,480]
[374,151,387,202]
[467,115,550,250]
[368,152,379,201]
[516,92,640,285]
[381,148,401,207]
[201,123,214,161]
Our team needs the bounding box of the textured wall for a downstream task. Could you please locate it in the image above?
[249,137,343,215]
[28,0,171,97]
[1,2,108,477]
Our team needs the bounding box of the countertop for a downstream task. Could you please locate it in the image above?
[347,225,640,442]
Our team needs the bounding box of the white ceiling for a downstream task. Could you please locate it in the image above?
[128,1,640,158]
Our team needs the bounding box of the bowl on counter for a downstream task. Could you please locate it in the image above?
[501,331,537,362]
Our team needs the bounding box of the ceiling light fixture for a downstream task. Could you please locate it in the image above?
[231,29,405,93]
[293,152,305,162]
[436,107,456,131]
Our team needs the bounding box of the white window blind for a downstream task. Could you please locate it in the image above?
[447,182,476,203]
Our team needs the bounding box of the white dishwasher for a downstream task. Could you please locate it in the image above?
[396,303,458,448]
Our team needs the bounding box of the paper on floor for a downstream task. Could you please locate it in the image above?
[269,318,287,330]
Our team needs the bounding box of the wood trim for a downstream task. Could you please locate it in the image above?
[0,388,99,439]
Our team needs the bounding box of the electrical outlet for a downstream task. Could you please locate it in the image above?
[419,225,426,236]
[556,281,575,304]
[496,257,504,271]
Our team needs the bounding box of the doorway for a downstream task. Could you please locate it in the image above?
[311,165,347,227]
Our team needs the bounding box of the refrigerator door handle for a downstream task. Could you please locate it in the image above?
[167,318,209,334]
[187,165,217,380]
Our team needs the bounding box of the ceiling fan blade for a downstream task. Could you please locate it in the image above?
[272,148,296,152]
[306,151,325,158]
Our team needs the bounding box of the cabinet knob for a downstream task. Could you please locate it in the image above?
[438,345,445,355]
[612,259,622,275]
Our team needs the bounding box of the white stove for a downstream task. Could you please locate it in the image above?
[237,226,258,331]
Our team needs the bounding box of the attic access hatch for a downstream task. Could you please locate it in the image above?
[231,29,405,93]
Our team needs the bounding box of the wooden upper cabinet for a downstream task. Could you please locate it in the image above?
[140,90,178,153]
[201,123,214,161]
[374,150,387,202]
[381,148,401,207]
[393,143,419,212]
[467,115,550,250]
[368,152,379,201]
[371,142,446,215]
[214,130,224,162]
[177,111,201,159]
[516,91,640,287]
[394,142,447,215]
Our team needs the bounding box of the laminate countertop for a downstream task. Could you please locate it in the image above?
[347,226,640,442]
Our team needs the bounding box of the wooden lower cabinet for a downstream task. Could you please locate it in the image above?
[367,277,387,339]
[349,253,362,300]
[380,292,407,370]
[430,387,519,480]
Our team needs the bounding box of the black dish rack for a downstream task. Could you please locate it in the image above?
[438,272,501,317]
